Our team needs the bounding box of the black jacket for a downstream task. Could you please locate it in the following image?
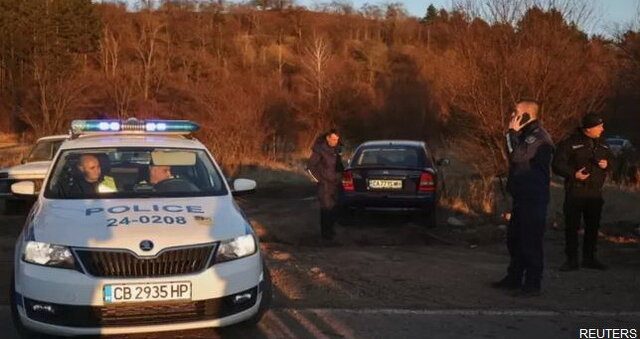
[307,137,342,184]
[552,130,614,198]
[506,120,554,203]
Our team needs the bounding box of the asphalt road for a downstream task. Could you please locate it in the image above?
[1,306,639,339]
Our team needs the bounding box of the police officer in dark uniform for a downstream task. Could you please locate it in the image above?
[553,112,613,271]
[307,129,343,240]
[492,100,553,296]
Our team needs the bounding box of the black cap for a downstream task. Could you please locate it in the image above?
[581,112,604,129]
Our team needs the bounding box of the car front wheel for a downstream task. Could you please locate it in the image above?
[418,208,437,228]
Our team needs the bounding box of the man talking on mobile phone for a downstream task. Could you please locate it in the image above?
[553,112,614,271]
[492,99,553,296]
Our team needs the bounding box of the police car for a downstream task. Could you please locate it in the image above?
[9,119,271,336]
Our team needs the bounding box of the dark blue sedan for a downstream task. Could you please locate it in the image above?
[340,140,447,227]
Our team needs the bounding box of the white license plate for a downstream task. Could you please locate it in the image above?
[103,282,191,304]
[368,179,403,189]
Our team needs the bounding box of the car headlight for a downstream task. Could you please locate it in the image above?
[23,241,75,269]
[215,234,257,263]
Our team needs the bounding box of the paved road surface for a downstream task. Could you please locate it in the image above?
[1,306,638,338]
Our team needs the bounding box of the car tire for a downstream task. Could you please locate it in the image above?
[240,260,272,326]
[419,209,437,228]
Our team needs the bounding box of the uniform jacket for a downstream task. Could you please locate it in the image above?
[307,137,342,184]
[552,130,614,198]
[506,120,554,203]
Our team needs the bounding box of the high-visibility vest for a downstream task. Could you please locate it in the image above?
[98,176,117,193]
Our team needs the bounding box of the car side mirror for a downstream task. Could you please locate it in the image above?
[11,181,37,198]
[436,158,450,167]
[232,178,257,195]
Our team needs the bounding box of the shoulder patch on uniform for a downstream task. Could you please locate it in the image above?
[572,144,584,149]
[525,135,537,144]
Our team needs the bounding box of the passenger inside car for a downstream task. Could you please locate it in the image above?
[147,164,199,193]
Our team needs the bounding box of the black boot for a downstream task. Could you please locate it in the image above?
[515,280,541,297]
[582,257,607,270]
[559,257,579,272]
[320,210,336,240]
[491,276,521,290]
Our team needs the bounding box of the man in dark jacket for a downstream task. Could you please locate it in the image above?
[553,113,613,271]
[307,129,343,240]
[493,100,553,296]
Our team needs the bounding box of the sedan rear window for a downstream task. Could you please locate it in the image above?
[354,147,425,168]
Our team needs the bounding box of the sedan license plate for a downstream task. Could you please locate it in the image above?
[368,179,403,190]
[103,282,191,304]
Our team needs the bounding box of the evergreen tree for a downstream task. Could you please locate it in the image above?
[422,4,438,24]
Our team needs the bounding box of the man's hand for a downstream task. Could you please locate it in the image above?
[508,113,524,132]
[598,159,608,169]
[575,167,590,181]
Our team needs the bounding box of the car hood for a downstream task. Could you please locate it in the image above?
[1,161,52,178]
[29,196,250,256]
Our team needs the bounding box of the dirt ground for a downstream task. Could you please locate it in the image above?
[240,181,640,313]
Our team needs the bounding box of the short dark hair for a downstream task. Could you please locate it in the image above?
[325,129,339,138]
[516,98,540,116]
[517,98,539,106]
[517,97,540,106]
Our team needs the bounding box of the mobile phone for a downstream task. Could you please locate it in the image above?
[520,112,531,125]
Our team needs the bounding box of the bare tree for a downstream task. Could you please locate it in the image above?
[133,11,167,100]
[99,26,136,118]
[301,35,332,122]
[21,58,88,136]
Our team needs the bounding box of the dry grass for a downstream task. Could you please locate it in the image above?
[440,178,498,216]
[0,146,27,169]
[0,133,19,144]
[232,157,312,187]
[437,148,500,217]
[440,195,474,215]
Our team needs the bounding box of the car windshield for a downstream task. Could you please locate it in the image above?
[26,139,64,162]
[44,147,227,199]
[354,147,425,168]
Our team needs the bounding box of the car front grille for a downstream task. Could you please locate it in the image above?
[98,288,257,326]
[74,244,216,278]
[23,286,258,328]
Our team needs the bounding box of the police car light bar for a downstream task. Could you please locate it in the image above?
[71,119,200,135]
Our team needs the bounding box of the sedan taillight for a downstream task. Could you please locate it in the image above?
[342,171,355,191]
[419,172,435,192]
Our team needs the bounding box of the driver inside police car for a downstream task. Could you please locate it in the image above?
[149,165,173,185]
[70,154,117,194]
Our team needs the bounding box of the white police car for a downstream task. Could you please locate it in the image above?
[10,119,271,337]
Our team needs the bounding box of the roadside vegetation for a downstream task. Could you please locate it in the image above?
[1,0,639,213]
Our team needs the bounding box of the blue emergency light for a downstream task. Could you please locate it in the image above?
[71,118,199,135]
